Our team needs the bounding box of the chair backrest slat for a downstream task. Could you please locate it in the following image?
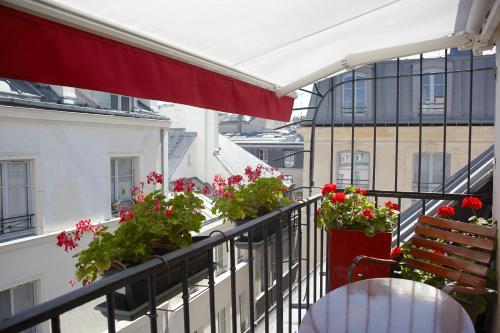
[415,225,495,251]
[411,236,492,264]
[409,247,488,277]
[419,215,497,238]
[407,258,486,288]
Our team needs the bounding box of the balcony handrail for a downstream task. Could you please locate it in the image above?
[0,194,322,333]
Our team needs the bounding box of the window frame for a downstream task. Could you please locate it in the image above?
[0,281,37,332]
[110,94,132,111]
[110,157,135,214]
[0,160,33,238]
[337,151,370,188]
[258,148,268,163]
[283,149,295,168]
[422,73,445,114]
[341,72,368,115]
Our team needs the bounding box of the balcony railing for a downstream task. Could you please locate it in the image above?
[0,214,35,239]
[0,195,327,333]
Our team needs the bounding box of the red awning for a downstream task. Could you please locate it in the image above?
[0,5,293,121]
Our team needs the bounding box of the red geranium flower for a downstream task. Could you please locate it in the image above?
[361,208,373,220]
[202,183,211,195]
[384,200,399,211]
[355,187,367,196]
[228,174,243,186]
[390,246,403,258]
[461,196,483,210]
[185,179,195,192]
[437,205,455,218]
[330,192,346,204]
[174,178,185,192]
[165,207,173,217]
[321,183,337,196]
[146,171,163,185]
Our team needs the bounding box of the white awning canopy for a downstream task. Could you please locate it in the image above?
[2,0,494,107]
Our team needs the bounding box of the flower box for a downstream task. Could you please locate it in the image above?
[95,235,209,320]
[327,230,391,290]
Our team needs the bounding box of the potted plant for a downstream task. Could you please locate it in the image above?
[56,171,208,318]
[208,165,291,244]
[316,184,398,289]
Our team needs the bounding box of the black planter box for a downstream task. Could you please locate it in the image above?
[234,217,292,248]
[95,235,209,321]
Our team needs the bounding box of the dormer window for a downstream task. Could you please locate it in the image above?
[110,94,132,111]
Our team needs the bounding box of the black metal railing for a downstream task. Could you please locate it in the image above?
[0,214,35,237]
[0,195,329,333]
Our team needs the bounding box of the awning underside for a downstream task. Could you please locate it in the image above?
[0,0,472,121]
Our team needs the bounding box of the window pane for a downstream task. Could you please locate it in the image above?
[117,177,132,202]
[13,283,34,314]
[8,162,27,186]
[0,289,11,320]
[110,94,119,110]
[121,96,130,111]
[8,187,28,217]
[117,159,133,176]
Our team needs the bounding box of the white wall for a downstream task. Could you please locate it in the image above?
[0,105,169,332]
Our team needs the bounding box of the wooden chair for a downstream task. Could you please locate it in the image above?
[348,215,497,296]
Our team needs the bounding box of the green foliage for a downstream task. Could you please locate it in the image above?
[74,190,204,284]
[212,177,291,222]
[317,185,397,237]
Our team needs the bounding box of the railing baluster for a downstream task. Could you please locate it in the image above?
[51,316,61,333]
[263,224,270,333]
[181,260,190,333]
[106,292,116,333]
[208,249,216,333]
[297,207,303,323]
[148,273,158,333]
[229,239,237,333]
[248,230,255,333]
[288,212,293,333]
[313,201,318,303]
[306,204,311,310]
[319,222,324,297]
[276,214,284,333]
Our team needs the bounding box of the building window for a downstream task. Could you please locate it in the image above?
[283,175,293,184]
[217,307,226,333]
[342,72,367,114]
[110,94,132,111]
[111,158,134,214]
[422,73,445,113]
[413,153,450,192]
[214,244,227,276]
[337,151,369,188]
[283,150,295,168]
[258,149,268,163]
[0,161,32,236]
[0,282,36,332]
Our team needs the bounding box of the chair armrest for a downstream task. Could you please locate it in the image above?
[442,284,497,296]
[348,255,401,283]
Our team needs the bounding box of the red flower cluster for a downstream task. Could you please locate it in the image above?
[355,187,367,196]
[185,179,195,192]
[174,178,185,192]
[321,183,337,196]
[390,246,403,258]
[146,171,163,185]
[213,174,227,195]
[119,209,134,224]
[56,219,101,252]
[438,205,455,218]
[202,183,211,195]
[165,207,173,217]
[223,191,235,200]
[462,196,483,210]
[361,208,373,220]
[153,199,162,213]
[228,174,243,186]
[245,165,263,182]
[384,200,400,211]
[330,192,346,204]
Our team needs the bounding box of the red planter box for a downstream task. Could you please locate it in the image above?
[328,230,392,290]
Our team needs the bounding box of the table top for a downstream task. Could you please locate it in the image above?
[298,278,474,333]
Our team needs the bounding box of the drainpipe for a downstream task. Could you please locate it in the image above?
[160,128,166,194]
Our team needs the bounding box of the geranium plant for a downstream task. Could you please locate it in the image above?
[208,165,291,221]
[316,184,399,237]
[57,171,205,285]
